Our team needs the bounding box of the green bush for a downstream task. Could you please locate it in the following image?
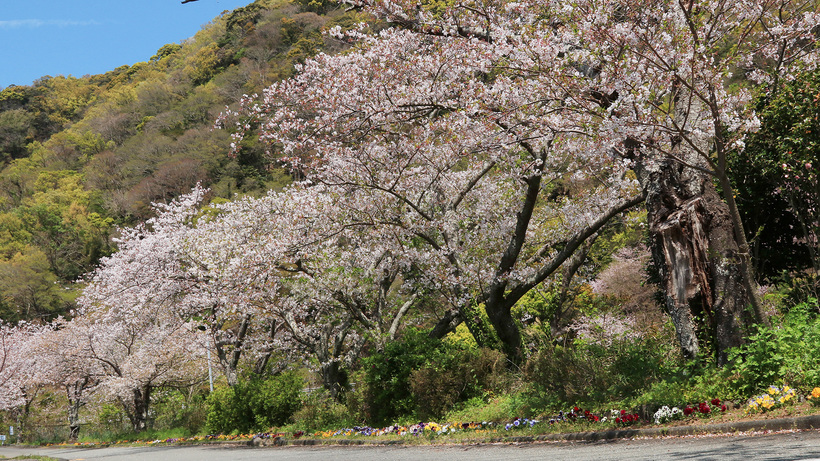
[525,333,678,411]
[410,347,507,421]
[360,328,507,425]
[291,388,353,432]
[206,371,304,433]
[727,299,820,396]
[445,391,530,423]
[150,389,208,434]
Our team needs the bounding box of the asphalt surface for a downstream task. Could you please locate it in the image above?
[3,416,820,461]
[2,431,820,460]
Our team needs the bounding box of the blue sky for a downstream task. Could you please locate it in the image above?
[0,0,254,89]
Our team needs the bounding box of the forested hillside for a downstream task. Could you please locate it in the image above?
[0,0,361,322]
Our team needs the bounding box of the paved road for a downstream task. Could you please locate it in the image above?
[3,430,820,460]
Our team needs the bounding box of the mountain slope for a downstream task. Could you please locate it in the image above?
[0,0,361,321]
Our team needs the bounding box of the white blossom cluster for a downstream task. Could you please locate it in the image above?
[653,406,684,425]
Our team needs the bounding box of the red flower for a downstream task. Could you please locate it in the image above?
[683,406,694,416]
[620,409,627,415]
[711,398,721,406]
[721,404,727,412]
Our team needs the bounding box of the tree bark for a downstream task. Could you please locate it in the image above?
[126,385,151,432]
[634,152,750,364]
[67,402,81,441]
[65,378,90,441]
[319,360,347,401]
[429,308,463,339]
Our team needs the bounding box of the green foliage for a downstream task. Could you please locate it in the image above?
[94,403,129,434]
[410,347,507,421]
[290,388,353,432]
[151,43,183,62]
[292,0,337,14]
[444,392,530,423]
[524,331,679,411]
[150,389,208,435]
[185,42,223,85]
[206,371,304,433]
[621,298,820,410]
[359,329,439,424]
[360,328,506,425]
[725,298,820,396]
[0,249,75,322]
[461,302,501,350]
[731,70,820,281]
[0,109,35,161]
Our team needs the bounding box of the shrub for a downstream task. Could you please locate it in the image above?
[360,328,507,425]
[726,299,820,396]
[150,389,208,434]
[524,332,678,410]
[206,370,304,433]
[291,388,353,432]
[410,347,506,421]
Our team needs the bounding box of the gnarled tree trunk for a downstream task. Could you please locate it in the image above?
[635,152,751,364]
[122,384,151,432]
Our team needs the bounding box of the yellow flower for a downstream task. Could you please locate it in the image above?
[812,387,820,399]
[768,386,780,395]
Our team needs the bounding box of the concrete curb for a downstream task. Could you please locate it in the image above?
[253,414,820,447]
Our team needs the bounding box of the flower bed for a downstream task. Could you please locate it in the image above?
[41,385,820,447]
[746,385,796,413]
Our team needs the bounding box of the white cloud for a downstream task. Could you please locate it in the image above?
[0,19,100,29]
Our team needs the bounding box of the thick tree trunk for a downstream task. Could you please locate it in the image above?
[67,402,81,441]
[637,154,750,364]
[484,305,523,364]
[65,379,88,441]
[429,308,463,339]
[319,360,347,401]
[128,385,151,432]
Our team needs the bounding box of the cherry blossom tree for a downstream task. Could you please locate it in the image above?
[222,0,818,364]
[154,189,286,386]
[219,20,646,364]
[567,0,819,362]
[74,192,212,431]
[0,321,51,440]
[57,309,208,433]
[188,186,425,398]
[32,323,100,440]
[68,187,275,390]
[74,183,420,398]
